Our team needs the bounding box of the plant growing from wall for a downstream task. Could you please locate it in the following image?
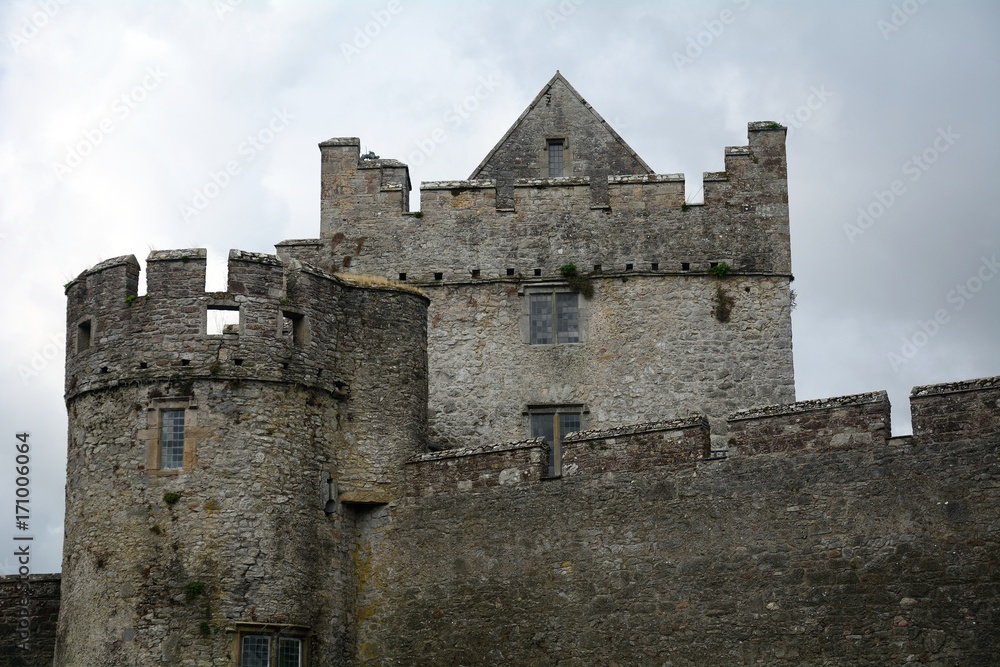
[710,262,731,278]
[184,581,206,601]
[712,286,735,323]
[163,491,181,506]
[559,262,594,298]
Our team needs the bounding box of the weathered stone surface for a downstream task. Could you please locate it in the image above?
[363,428,999,667]
[728,391,891,456]
[56,250,428,665]
[37,72,1000,667]
[0,574,59,667]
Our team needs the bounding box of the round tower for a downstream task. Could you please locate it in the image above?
[55,249,427,666]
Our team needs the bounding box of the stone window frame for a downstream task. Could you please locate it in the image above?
[519,282,589,346]
[525,403,587,477]
[545,137,569,177]
[142,398,197,474]
[232,623,310,667]
[206,301,241,336]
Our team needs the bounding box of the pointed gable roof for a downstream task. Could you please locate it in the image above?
[469,71,653,180]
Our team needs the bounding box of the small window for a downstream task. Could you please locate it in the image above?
[237,628,306,667]
[530,408,583,477]
[241,635,270,667]
[547,139,564,177]
[207,306,240,335]
[282,311,307,346]
[529,292,579,345]
[159,409,185,470]
[277,638,302,667]
[77,320,92,353]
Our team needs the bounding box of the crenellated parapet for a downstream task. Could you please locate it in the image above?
[910,375,1000,444]
[305,122,791,281]
[561,416,711,476]
[726,391,891,457]
[401,375,999,499]
[319,137,411,242]
[405,438,549,498]
[64,248,428,402]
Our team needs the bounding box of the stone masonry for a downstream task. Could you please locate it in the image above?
[280,72,795,449]
[1,73,993,666]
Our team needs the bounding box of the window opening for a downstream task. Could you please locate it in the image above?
[530,410,582,476]
[77,320,92,353]
[159,409,185,470]
[207,306,240,335]
[277,638,302,667]
[529,292,579,345]
[282,311,306,346]
[238,630,304,667]
[548,139,565,177]
[241,635,270,667]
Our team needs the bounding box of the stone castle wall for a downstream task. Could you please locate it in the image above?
[351,376,1000,667]
[55,249,428,665]
[278,123,794,449]
[12,376,1000,666]
[0,574,59,667]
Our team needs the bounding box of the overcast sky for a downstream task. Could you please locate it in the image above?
[1,0,998,574]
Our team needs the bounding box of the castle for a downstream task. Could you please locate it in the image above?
[1,73,997,666]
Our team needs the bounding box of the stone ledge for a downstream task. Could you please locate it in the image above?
[609,173,684,184]
[148,248,207,262]
[275,238,323,248]
[407,438,548,464]
[319,137,360,147]
[910,375,1000,397]
[564,416,708,443]
[728,391,888,423]
[228,248,281,265]
[422,179,496,190]
[515,177,590,187]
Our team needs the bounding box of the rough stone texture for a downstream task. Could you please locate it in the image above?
[561,417,711,476]
[355,398,999,666]
[289,100,795,450]
[469,72,651,207]
[49,73,1000,667]
[417,276,793,450]
[405,439,549,498]
[911,375,1000,444]
[57,250,427,665]
[728,391,891,457]
[0,574,59,667]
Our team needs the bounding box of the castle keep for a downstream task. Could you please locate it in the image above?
[2,73,994,666]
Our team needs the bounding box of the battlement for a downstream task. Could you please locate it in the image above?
[405,438,549,497]
[911,375,1000,444]
[727,390,891,456]
[64,248,428,401]
[403,376,999,498]
[307,122,790,280]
